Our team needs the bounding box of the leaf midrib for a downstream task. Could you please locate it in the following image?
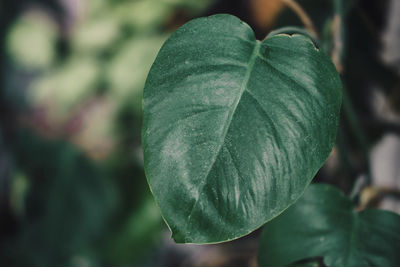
[184,40,262,233]
[343,211,359,267]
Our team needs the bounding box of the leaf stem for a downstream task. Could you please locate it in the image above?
[331,0,346,72]
[332,0,372,199]
[281,0,318,37]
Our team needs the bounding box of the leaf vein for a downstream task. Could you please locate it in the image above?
[185,40,261,231]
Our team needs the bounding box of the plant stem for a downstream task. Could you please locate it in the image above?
[332,0,372,199]
[331,0,346,72]
[281,0,318,36]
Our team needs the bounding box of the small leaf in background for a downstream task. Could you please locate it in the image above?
[258,184,400,267]
[29,56,101,122]
[1,131,114,267]
[84,0,110,18]
[107,36,167,115]
[71,17,120,53]
[112,0,172,31]
[164,0,214,12]
[111,0,212,32]
[6,11,57,70]
[142,14,342,244]
[101,196,163,264]
[69,97,117,160]
[9,171,30,217]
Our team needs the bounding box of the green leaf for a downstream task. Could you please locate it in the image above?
[258,184,400,267]
[142,14,342,244]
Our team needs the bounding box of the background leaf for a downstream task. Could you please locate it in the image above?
[0,131,114,267]
[142,14,342,244]
[258,184,400,267]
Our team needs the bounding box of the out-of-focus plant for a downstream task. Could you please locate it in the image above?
[1,0,214,266]
[6,11,57,70]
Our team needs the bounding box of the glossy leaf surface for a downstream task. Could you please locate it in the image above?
[259,184,400,267]
[142,14,342,243]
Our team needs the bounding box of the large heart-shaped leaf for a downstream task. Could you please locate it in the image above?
[142,14,342,243]
[258,184,400,266]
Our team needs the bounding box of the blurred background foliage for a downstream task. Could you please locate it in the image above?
[1,0,400,266]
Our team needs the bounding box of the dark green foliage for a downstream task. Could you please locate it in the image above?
[0,131,113,267]
[259,184,400,267]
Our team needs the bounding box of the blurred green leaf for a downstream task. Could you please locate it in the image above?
[85,0,110,18]
[107,35,166,115]
[9,171,29,217]
[112,0,172,31]
[6,11,57,69]
[163,0,213,11]
[2,131,114,267]
[102,196,163,264]
[72,17,120,53]
[290,263,320,267]
[29,56,101,118]
[258,184,400,267]
[111,0,212,32]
